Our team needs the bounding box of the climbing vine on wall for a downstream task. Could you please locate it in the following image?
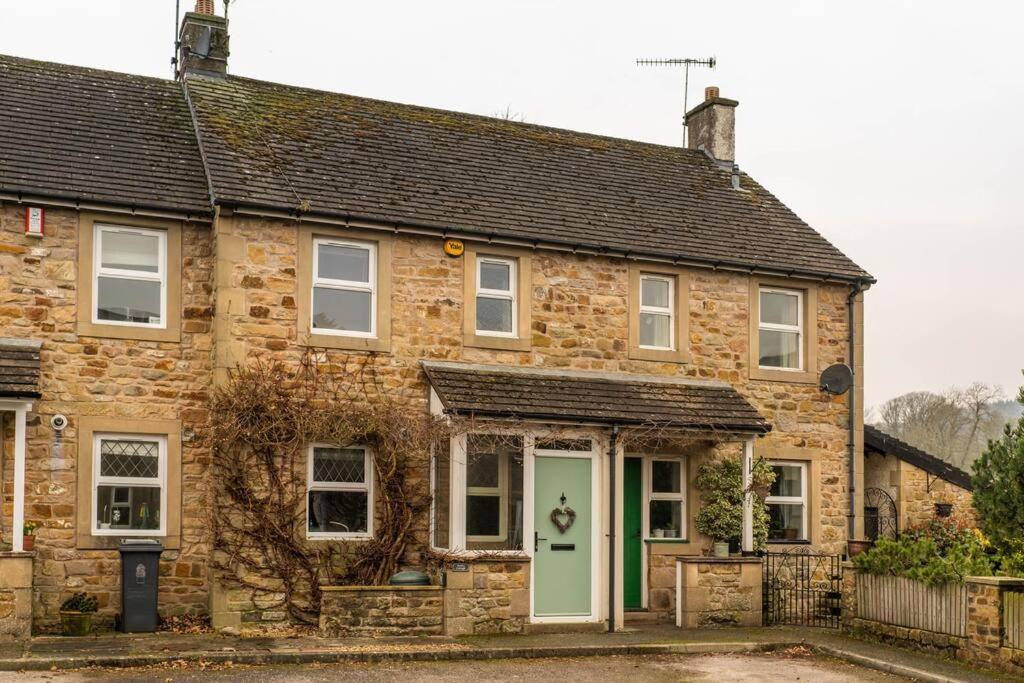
[207,350,450,624]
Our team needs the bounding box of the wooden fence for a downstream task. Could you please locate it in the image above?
[856,574,967,637]
[1005,590,1024,650]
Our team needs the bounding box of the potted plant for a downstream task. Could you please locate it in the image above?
[60,592,98,637]
[847,539,874,558]
[22,521,38,551]
[652,528,665,539]
[934,495,954,518]
[695,457,775,557]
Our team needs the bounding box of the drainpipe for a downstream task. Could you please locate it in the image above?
[846,282,864,542]
[608,423,619,633]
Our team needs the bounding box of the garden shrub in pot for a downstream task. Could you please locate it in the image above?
[60,592,98,637]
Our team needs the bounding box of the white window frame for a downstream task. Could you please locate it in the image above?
[644,456,686,540]
[466,451,508,543]
[475,256,517,338]
[758,287,804,371]
[311,238,377,339]
[766,460,809,542]
[638,274,675,351]
[306,444,374,540]
[92,433,168,537]
[93,224,167,329]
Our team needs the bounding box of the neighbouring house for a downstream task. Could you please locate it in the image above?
[0,2,875,635]
[863,425,976,537]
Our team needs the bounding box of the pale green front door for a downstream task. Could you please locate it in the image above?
[533,456,592,617]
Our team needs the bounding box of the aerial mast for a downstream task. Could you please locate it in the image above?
[636,57,716,146]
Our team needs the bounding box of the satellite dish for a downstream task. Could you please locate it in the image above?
[820,364,853,395]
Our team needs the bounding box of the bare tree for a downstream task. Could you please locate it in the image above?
[876,383,1005,469]
[494,104,526,122]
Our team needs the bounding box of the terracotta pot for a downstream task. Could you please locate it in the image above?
[60,611,92,637]
[22,535,35,551]
[847,539,874,558]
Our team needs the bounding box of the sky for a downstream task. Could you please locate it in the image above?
[2,0,1022,409]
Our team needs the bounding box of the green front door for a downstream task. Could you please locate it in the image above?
[623,457,643,610]
[533,456,592,617]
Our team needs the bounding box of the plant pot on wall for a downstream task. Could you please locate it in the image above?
[935,503,953,518]
[847,539,874,558]
[22,535,35,552]
[60,611,92,637]
[713,541,730,558]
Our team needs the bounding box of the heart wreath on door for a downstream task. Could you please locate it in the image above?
[550,506,576,534]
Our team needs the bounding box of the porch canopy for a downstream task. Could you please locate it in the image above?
[421,360,770,435]
[0,338,41,553]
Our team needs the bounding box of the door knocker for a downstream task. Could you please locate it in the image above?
[550,492,576,534]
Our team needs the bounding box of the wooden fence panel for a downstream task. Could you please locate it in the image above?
[856,574,967,637]
[1005,590,1024,650]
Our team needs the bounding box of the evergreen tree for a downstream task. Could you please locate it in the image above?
[972,379,1024,551]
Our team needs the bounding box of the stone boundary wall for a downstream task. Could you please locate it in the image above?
[843,567,1024,677]
[675,556,761,628]
[0,553,33,639]
[443,559,530,635]
[320,586,443,637]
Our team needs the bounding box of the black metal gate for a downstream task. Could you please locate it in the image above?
[763,549,843,628]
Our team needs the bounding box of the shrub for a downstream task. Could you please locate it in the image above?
[853,516,1005,585]
[60,593,98,613]
[694,456,774,551]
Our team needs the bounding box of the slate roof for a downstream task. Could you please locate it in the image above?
[422,361,770,434]
[0,55,211,215]
[185,74,872,282]
[864,425,973,491]
[0,339,42,399]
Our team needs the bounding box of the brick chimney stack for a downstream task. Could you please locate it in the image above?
[685,86,738,165]
[176,0,230,80]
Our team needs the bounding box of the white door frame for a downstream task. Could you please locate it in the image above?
[529,437,602,624]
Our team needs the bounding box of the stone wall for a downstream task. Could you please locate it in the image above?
[0,553,33,638]
[845,569,1024,677]
[3,204,860,632]
[320,586,443,636]
[1,204,214,631]
[898,462,976,529]
[676,557,761,628]
[443,559,530,635]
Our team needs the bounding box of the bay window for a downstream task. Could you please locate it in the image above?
[465,435,523,550]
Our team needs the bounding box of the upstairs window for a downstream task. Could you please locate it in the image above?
[94,225,166,328]
[766,461,808,542]
[758,288,803,370]
[307,445,373,539]
[312,239,376,337]
[475,256,517,337]
[639,274,674,350]
[93,434,166,536]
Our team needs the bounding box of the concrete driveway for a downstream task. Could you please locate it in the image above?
[13,652,907,682]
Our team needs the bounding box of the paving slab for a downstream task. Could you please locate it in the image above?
[0,625,1014,682]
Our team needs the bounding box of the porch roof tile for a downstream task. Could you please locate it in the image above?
[422,361,770,435]
[0,339,42,399]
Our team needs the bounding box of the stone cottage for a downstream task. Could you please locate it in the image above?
[863,424,976,536]
[0,2,875,635]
